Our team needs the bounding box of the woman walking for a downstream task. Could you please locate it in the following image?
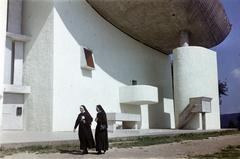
[74,105,95,154]
[95,104,109,154]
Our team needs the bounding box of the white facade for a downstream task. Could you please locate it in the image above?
[0,0,221,132]
[20,0,173,131]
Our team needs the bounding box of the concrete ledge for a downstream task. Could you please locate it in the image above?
[3,84,31,94]
[107,113,141,122]
[119,85,158,105]
[107,113,141,131]
[6,32,31,42]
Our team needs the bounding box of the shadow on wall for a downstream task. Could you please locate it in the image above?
[120,104,141,128]
[22,1,53,58]
[183,114,201,130]
[149,99,171,128]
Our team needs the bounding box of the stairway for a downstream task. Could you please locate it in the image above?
[178,97,212,129]
[178,104,197,129]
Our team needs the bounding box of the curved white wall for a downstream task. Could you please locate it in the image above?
[52,0,173,131]
[173,46,220,130]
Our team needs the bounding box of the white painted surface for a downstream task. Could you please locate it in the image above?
[107,113,141,121]
[107,112,141,131]
[190,97,212,113]
[13,41,24,85]
[4,38,12,84]
[119,85,158,105]
[140,104,149,129]
[173,46,220,130]
[22,0,54,131]
[52,0,172,131]
[18,0,173,132]
[0,0,8,130]
[163,98,175,129]
[2,104,23,130]
[2,93,24,130]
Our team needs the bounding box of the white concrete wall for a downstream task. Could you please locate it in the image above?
[22,1,54,131]
[163,98,175,129]
[52,0,173,131]
[2,93,24,130]
[119,85,158,105]
[0,0,8,130]
[173,46,220,129]
[4,38,12,84]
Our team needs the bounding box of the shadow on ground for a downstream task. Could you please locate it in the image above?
[58,149,99,155]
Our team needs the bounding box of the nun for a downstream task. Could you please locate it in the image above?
[74,105,95,154]
[95,104,109,154]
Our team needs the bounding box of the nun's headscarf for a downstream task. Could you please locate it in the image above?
[96,105,106,114]
[81,105,93,119]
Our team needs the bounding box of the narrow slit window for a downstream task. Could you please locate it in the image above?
[84,48,95,68]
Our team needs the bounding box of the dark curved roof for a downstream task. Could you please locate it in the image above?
[87,0,231,54]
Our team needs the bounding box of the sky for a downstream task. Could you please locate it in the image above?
[213,0,240,114]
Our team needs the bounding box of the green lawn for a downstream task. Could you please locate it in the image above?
[191,145,240,159]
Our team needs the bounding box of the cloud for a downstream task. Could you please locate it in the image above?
[231,67,240,79]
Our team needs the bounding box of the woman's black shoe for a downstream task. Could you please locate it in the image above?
[97,151,102,154]
[82,150,88,154]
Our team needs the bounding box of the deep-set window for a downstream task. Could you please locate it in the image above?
[84,48,95,69]
[16,107,22,116]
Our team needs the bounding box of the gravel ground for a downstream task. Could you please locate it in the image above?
[3,134,240,159]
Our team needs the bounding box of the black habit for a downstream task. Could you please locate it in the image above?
[74,112,95,150]
[95,111,109,152]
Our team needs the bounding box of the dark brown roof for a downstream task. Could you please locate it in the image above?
[87,0,231,54]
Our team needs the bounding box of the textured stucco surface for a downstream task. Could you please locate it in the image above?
[22,1,54,131]
[173,46,220,129]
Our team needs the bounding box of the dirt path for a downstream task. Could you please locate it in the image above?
[3,134,240,159]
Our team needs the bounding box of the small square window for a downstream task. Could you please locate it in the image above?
[16,107,22,116]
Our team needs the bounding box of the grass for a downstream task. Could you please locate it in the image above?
[109,130,240,148]
[0,144,80,158]
[0,130,239,158]
[191,145,240,159]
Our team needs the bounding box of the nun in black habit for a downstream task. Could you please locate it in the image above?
[74,105,95,154]
[95,105,109,154]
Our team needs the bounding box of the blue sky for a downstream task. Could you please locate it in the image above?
[213,0,240,114]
